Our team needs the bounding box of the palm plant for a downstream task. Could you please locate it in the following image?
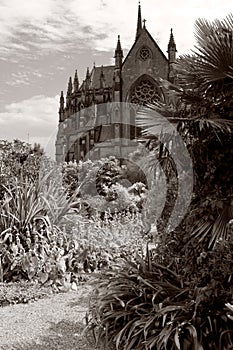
[87,14,233,350]
[137,13,233,248]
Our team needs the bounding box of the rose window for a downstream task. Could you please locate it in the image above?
[139,47,151,60]
[130,79,160,105]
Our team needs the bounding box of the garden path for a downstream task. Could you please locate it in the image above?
[0,283,95,350]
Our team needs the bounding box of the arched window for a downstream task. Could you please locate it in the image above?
[130,78,161,106]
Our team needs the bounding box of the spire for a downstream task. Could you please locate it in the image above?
[86,67,90,79]
[114,35,123,68]
[115,35,122,53]
[136,2,142,40]
[81,80,85,103]
[168,28,177,52]
[67,76,73,97]
[73,70,79,92]
[167,29,177,83]
[85,67,91,89]
[59,91,64,110]
[59,91,65,122]
[66,77,73,108]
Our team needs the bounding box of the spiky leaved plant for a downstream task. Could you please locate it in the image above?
[87,242,233,350]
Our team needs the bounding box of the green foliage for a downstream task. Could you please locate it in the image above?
[71,209,147,249]
[177,14,233,93]
[137,13,233,240]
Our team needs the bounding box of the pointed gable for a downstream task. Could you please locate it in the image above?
[122,26,169,101]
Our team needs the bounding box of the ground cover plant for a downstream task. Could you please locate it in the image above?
[87,14,233,349]
[0,280,57,306]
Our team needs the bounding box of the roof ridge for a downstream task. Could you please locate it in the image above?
[94,65,115,69]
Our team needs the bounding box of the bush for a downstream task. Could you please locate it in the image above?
[0,162,148,284]
[0,167,79,283]
[0,140,44,198]
[62,157,149,217]
[87,242,233,349]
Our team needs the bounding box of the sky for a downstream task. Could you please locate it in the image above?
[0,0,232,159]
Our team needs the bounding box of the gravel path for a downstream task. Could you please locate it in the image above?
[0,284,95,350]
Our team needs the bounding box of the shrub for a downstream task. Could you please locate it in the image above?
[0,167,79,283]
[87,243,233,350]
[0,140,44,196]
[0,164,148,284]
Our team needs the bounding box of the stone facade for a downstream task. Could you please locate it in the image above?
[55,4,177,163]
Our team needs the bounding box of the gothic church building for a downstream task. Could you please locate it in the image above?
[55,3,177,162]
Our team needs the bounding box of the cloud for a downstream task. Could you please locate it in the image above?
[7,72,30,86]
[0,0,232,158]
[0,95,59,159]
[6,70,44,87]
[0,0,231,64]
[0,0,113,61]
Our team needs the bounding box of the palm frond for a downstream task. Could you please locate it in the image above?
[190,204,233,249]
[177,14,233,92]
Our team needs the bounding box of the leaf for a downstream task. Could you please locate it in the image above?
[27,267,36,280]
[57,256,67,273]
[114,296,125,308]
[174,328,181,350]
[114,320,134,350]
[185,324,200,350]
[0,259,4,282]
[37,271,49,284]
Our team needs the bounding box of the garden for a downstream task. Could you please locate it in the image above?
[0,14,233,350]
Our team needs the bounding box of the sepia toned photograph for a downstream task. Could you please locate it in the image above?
[0,0,232,349]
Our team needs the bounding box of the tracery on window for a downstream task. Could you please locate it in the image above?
[139,46,152,61]
[130,79,161,105]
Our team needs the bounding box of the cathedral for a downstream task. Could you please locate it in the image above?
[55,3,177,163]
